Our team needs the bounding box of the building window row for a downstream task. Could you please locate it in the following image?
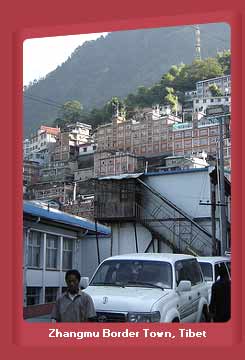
[26,230,74,271]
[26,286,59,306]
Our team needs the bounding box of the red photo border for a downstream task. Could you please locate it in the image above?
[1,0,244,358]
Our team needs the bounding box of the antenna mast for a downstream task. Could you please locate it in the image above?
[195,25,201,60]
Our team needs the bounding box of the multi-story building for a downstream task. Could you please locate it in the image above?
[95,112,180,156]
[172,115,230,166]
[94,151,140,177]
[74,168,94,182]
[23,139,31,158]
[193,95,231,114]
[23,160,40,186]
[53,122,92,162]
[196,75,231,98]
[39,160,76,183]
[28,126,60,161]
[95,106,231,170]
[79,142,97,156]
[29,181,74,203]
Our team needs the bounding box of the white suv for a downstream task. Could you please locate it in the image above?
[197,256,231,303]
[83,253,209,323]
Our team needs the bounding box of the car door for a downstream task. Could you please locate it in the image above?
[175,260,195,322]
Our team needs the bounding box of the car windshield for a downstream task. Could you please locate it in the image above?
[199,262,213,281]
[90,259,173,289]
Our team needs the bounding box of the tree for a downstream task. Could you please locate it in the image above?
[208,84,223,97]
[60,100,83,122]
[216,50,231,75]
[52,100,84,129]
[164,87,178,114]
[104,96,125,117]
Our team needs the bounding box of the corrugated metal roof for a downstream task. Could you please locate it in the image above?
[23,201,111,235]
[98,173,143,181]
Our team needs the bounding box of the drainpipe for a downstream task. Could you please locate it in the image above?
[23,227,31,307]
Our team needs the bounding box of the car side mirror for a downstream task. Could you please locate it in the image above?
[80,277,89,289]
[177,280,191,292]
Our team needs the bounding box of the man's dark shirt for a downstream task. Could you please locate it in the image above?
[51,289,96,322]
[209,277,231,322]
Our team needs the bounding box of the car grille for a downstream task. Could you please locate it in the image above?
[96,311,127,322]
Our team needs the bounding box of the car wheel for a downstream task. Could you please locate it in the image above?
[172,318,180,323]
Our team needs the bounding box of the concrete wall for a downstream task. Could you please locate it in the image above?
[79,235,112,279]
[144,169,211,219]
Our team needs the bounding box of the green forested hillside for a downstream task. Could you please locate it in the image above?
[23,23,230,137]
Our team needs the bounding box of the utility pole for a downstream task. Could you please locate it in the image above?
[210,181,217,255]
[206,105,230,256]
[218,114,227,255]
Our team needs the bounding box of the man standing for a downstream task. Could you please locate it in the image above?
[51,269,96,322]
[209,264,231,322]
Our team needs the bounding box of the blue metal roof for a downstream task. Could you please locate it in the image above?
[23,201,111,236]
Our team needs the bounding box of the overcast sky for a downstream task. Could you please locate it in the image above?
[23,32,108,86]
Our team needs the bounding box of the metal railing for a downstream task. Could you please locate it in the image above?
[136,178,213,255]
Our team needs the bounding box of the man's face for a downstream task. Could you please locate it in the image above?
[66,274,79,294]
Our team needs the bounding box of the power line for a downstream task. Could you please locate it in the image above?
[24,94,64,110]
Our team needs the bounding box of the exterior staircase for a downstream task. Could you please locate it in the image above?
[135,178,214,256]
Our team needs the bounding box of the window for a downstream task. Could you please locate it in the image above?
[174,132,182,139]
[63,238,73,270]
[199,129,208,136]
[90,260,173,289]
[46,234,59,269]
[45,287,58,303]
[175,141,182,149]
[199,262,213,281]
[199,138,208,146]
[26,287,41,305]
[184,131,192,138]
[175,260,202,286]
[184,140,192,148]
[210,127,219,135]
[28,231,42,268]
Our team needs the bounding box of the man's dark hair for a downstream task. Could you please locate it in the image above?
[65,269,81,282]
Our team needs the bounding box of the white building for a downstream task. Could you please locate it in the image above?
[94,169,231,258]
[79,142,97,156]
[23,139,31,158]
[196,75,231,98]
[65,122,92,144]
[27,126,60,163]
[193,95,231,114]
[152,104,182,120]
[23,200,111,317]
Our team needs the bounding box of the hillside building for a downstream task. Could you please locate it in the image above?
[196,75,231,98]
[52,122,92,162]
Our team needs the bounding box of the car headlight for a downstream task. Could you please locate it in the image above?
[128,311,160,322]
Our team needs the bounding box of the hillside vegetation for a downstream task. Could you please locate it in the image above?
[23,23,230,137]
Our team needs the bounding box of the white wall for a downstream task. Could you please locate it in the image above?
[79,235,112,279]
[145,169,211,218]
